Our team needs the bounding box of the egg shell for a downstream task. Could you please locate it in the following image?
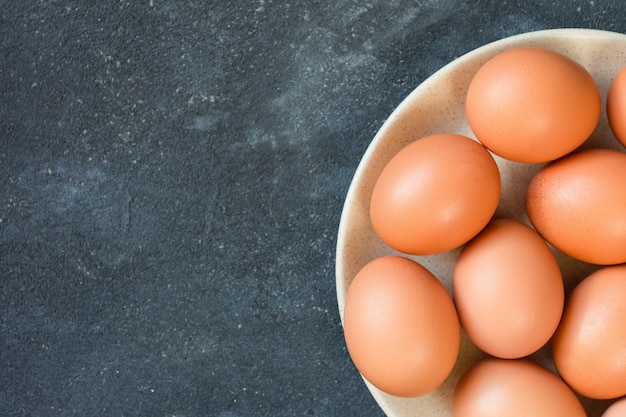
[553,264,626,400]
[526,148,626,265]
[369,133,500,255]
[607,65,626,147]
[453,358,587,417]
[343,256,460,398]
[466,47,601,163]
[452,218,564,359]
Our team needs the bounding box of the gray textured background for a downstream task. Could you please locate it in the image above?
[2,1,626,416]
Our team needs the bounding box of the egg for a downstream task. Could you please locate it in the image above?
[466,47,601,163]
[369,133,500,255]
[602,397,626,417]
[452,358,587,417]
[552,264,626,400]
[452,218,564,359]
[607,65,626,147]
[526,148,626,265]
[343,256,460,397]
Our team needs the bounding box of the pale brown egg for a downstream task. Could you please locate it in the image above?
[607,65,626,147]
[343,256,460,397]
[552,264,626,400]
[602,397,626,417]
[369,133,500,255]
[453,218,564,359]
[466,47,601,163]
[453,358,586,417]
[526,148,626,265]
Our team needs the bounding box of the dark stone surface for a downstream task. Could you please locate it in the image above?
[2,1,626,416]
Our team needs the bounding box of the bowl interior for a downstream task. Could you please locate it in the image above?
[336,28,626,417]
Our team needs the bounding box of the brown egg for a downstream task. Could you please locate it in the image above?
[607,65,626,147]
[552,264,626,400]
[343,256,460,397]
[370,133,500,255]
[466,47,601,163]
[526,148,626,265]
[602,397,626,417]
[453,358,586,417]
[453,219,564,359]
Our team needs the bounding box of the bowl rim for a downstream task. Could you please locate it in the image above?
[334,27,626,417]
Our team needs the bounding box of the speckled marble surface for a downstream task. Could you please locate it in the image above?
[2,1,626,416]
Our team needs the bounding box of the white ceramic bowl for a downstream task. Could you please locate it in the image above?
[336,28,626,417]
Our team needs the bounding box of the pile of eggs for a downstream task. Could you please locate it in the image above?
[342,47,626,416]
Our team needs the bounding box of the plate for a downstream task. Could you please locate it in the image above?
[335,28,626,417]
